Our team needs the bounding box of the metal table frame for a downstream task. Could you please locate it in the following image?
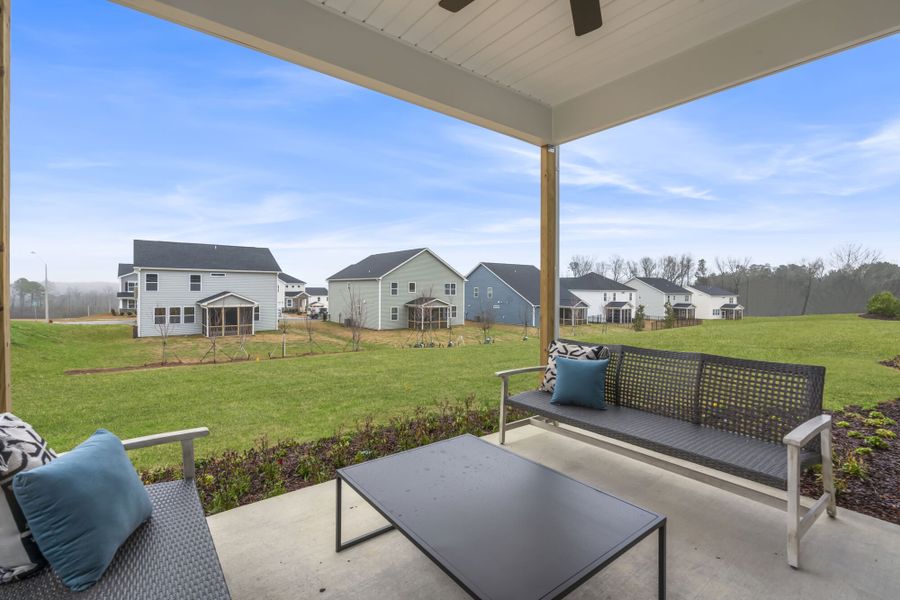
[335,436,666,600]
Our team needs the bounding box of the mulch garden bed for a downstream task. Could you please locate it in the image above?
[879,356,900,371]
[801,399,900,525]
[142,398,900,526]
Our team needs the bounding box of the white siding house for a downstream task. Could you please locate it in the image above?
[328,248,465,330]
[687,285,744,320]
[277,273,306,314]
[560,273,636,323]
[123,240,282,338]
[116,263,137,312]
[625,277,695,320]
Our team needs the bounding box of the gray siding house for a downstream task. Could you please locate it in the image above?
[121,240,281,338]
[327,248,465,330]
[117,263,137,312]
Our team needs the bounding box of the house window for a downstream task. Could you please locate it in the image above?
[612,293,617,301]
[125,299,135,310]
[254,306,260,321]
[169,307,181,324]
[146,273,158,292]
[286,298,293,308]
[473,287,479,298]
[684,295,690,302]
[729,297,734,304]
[190,274,201,292]
[444,283,456,296]
[629,293,633,301]
[487,287,493,299]
[713,309,720,316]
[603,292,607,301]
[210,273,226,278]
[154,307,166,324]
[390,307,399,321]
[390,282,398,296]
[408,282,416,294]
[450,305,457,318]
[126,281,136,292]
[184,307,195,324]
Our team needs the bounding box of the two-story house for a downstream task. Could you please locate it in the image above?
[304,287,329,314]
[560,272,637,324]
[119,240,281,338]
[117,263,137,313]
[625,277,695,320]
[327,248,465,330]
[277,273,306,314]
[687,284,744,319]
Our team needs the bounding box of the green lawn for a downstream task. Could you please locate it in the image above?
[10,314,898,469]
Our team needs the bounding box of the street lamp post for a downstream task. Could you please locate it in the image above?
[30,251,49,323]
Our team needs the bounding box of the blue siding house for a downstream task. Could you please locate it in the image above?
[465,263,541,327]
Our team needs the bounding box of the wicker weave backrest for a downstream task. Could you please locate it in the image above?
[559,340,825,443]
[698,354,825,445]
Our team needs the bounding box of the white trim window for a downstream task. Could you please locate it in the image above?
[390,282,398,296]
[254,306,260,321]
[450,305,457,318]
[684,295,690,302]
[713,309,721,316]
[629,293,633,301]
[210,273,226,278]
[603,292,608,301]
[125,299,135,310]
[145,273,158,292]
[408,282,416,294]
[169,307,181,324]
[612,293,617,301]
[190,274,201,292]
[390,306,399,321]
[444,283,456,296]
[286,298,293,308]
[473,286,479,298]
[153,307,166,324]
[126,280,136,292]
[184,306,195,324]
[487,287,493,299]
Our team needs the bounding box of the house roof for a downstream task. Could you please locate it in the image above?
[328,248,464,281]
[474,263,541,306]
[117,263,134,277]
[278,273,306,284]
[691,284,737,297]
[285,291,307,298]
[559,289,586,308]
[720,303,744,310]
[673,303,695,309]
[196,291,258,306]
[133,240,281,272]
[405,297,450,307]
[561,272,634,292]
[632,277,691,295]
[605,301,631,308]
[305,287,328,296]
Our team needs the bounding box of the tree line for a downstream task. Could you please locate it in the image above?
[10,278,118,319]
[568,243,900,316]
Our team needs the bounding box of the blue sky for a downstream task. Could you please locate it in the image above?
[11,1,900,285]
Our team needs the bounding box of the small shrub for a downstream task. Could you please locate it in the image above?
[847,430,863,439]
[854,447,874,456]
[835,420,850,428]
[632,305,646,332]
[874,428,897,439]
[864,416,896,428]
[866,291,900,318]
[864,435,889,450]
[869,411,885,419]
[841,453,868,479]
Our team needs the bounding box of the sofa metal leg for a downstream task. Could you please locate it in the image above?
[786,444,801,568]
[499,377,508,445]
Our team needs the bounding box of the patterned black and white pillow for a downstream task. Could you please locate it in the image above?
[0,413,56,583]
[540,341,608,393]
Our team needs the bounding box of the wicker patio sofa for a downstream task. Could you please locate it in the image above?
[0,428,231,600]
[496,343,835,569]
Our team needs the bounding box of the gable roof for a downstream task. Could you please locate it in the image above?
[473,263,541,306]
[196,291,258,306]
[133,240,281,272]
[559,289,586,308]
[560,272,634,292]
[305,287,328,296]
[328,248,464,281]
[631,277,691,295]
[117,263,134,277]
[690,284,737,297]
[278,273,306,284]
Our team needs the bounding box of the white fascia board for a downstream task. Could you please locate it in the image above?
[553,0,900,144]
[114,0,551,145]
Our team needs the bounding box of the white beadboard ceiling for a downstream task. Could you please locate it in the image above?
[116,0,900,144]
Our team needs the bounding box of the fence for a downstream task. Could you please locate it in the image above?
[648,318,702,331]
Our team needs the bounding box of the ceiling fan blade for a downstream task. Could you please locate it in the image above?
[438,0,476,13]
[570,0,603,36]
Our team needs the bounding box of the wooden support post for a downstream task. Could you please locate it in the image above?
[0,0,10,413]
[539,144,559,367]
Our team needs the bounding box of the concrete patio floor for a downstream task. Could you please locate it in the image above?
[207,426,900,599]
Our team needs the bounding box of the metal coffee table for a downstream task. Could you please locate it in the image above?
[336,434,666,599]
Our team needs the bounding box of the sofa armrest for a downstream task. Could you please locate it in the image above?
[495,366,546,379]
[783,415,831,447]
[122,427,209,480]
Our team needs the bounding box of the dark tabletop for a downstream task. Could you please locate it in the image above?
[338,434,664,600]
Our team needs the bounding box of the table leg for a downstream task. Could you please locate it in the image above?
[658,522,666,600]
[335,477,395,552]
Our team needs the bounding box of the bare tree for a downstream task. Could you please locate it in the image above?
[154,306,175,365]
[657,255,678,280]
[626,260,640,279]
[829,243,883,276]
[568,254,596,277]
[694,258,708,283]
[345,286,368,352]
[676,254,695,286]
[478,302,495,344]
[594,260,609,278]
[639,256,657,277]
[608,255,625,282]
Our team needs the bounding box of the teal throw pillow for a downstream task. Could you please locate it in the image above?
[550,356,609,410]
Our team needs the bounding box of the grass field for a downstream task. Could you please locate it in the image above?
[10,314,899,469]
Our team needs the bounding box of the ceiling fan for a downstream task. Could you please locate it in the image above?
[438,0,603,37]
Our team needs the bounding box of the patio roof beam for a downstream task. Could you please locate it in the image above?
[539,145,559,366]
[0,0,9,412]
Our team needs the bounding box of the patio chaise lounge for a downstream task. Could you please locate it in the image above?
[497,343,835,569]
[0,427,230,600]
